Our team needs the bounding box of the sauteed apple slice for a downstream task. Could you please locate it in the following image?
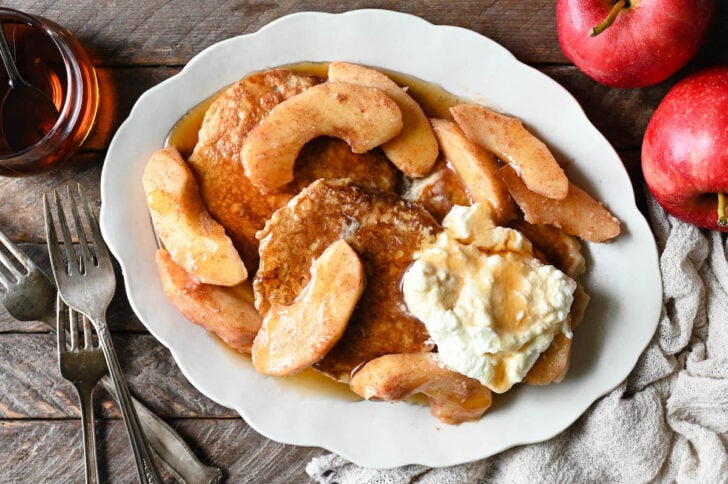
[242,81,403,193]
[350,352,493,425]
[431,118,516,225]
[252,240,365,376]
[328,62,438,177]
[156,249,261,353]
[451,104,569,200]
[499,164,621,242]
[143,147,247,286]
[513,221,586,279]
[526,317,573,386]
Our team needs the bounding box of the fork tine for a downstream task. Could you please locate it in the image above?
[0,233,25,291]
[69,302,80,351]
[81,311,94,350]
[67,185,95,272]
[0,253,14,291]
[77,184,112,268]
[44,193,67,284]
[75,255,95,350]
[0,230,33,271]
[53,189,79,276]
[56,293,67,353]
[0,253,19,289]
[56,292,81,351]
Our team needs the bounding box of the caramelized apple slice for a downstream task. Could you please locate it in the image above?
[328,62,438,177]
[451,104,569,200]
[525,317,572,386]
[513,221,586,279]
[526,282,590,385]
[252,240,365,376]
[431,118,516,224]
[143,147,247,286]
[350,352,493,425]
[242,81,403,193]
[156,249,260,353]
[499,164,621,242]
[570,283,590,330]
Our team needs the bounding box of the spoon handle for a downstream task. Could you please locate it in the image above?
[0,23,26,87]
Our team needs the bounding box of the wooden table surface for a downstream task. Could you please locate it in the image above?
[1,1,726,482]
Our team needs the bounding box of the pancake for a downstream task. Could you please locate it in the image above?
[188,69,398,271]
[254,179,439,381]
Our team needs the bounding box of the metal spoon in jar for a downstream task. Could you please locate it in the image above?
[0,22,58,152]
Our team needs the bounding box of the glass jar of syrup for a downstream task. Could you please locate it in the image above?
[0,8,98,176]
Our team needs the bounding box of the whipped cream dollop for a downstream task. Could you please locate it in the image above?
[402,203,576,393]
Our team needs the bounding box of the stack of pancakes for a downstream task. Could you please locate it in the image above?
[188,69,442,382]
[149,66,594,423]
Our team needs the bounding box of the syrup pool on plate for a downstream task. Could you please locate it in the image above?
[165,62,468,156]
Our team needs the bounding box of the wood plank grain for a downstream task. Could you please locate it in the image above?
[0,333,237,419]
[1,419,323,483]
[0,157,101,244]
[6,0,726,67]
[6,0,565,66]
[177,419,325,484]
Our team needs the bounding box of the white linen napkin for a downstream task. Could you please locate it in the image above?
[307,193,728,483]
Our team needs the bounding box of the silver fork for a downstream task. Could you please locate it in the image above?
[0,227,223,483]
[57,293,105,484]
[44,184,162,484]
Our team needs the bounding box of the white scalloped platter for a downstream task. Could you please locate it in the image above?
[100,9,662,469]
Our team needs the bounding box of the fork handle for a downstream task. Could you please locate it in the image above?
[41,314,221,482]
[94,319,162,484]
[99,376,223,484]
[79,384,100,484]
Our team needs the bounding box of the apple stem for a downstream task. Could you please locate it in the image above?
[590,0,628,37]
[719,192,728,227]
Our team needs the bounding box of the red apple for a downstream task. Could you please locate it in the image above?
[642,66,728,231]
[556,0,717,88]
